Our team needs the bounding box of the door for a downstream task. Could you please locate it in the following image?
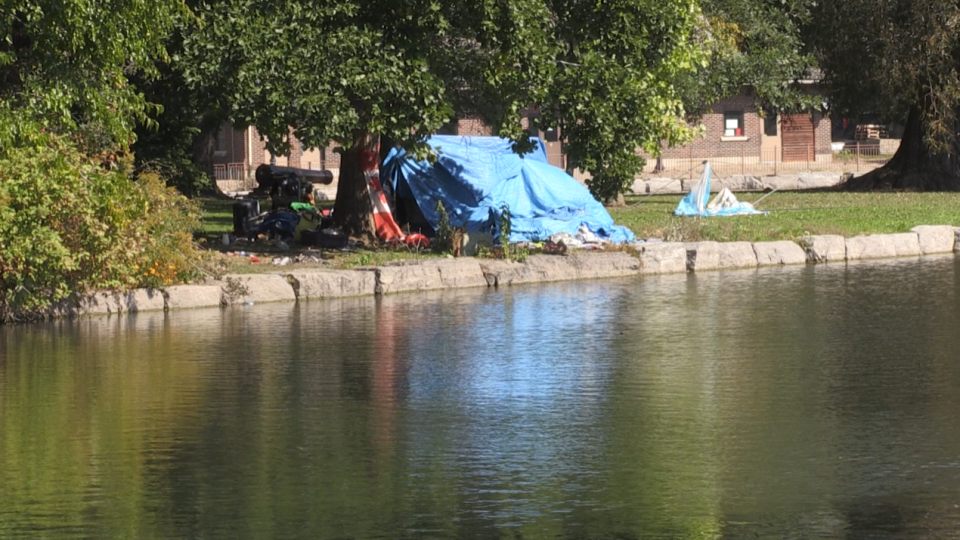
[781,113,815,162]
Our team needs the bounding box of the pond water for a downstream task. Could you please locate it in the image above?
[4,256,960,539]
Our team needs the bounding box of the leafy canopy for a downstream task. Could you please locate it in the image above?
[0,0,186,149]
[812,0,960,147]
[183,0,707,200]
[680,0,819,115]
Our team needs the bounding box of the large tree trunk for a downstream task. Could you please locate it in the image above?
[332,129,379,242]
[845,104,960,191]
[191,114,223,181]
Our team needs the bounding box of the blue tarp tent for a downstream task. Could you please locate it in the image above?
[674,162,764,217]
[382,136,635,243]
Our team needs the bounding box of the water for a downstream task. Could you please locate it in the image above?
[3,256,960,539]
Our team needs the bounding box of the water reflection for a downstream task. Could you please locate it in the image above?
[3,257,960,539]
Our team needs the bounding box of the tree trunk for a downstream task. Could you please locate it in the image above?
[332,129,379,241]
[845,103,960,191]
[191,114,222,180]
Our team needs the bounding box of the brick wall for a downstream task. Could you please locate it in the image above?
[456,118,493,136]
[814,111,832,155]
[658,93,762,160]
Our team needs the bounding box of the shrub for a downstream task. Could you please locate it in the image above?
[0,135,204,321]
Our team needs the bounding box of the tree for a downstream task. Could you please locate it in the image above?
[183,0,706,238]
[0,0,185,149]
[812,0,960,190]
[0,1,205,320]
[130,20,230,197]
[679,0,819,116]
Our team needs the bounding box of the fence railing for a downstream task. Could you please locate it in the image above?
[214,163,257,193]
[640,143,893,180]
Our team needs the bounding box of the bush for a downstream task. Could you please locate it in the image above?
[0,135,205,321]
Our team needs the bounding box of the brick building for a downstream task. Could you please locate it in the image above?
[211,124,345,198]
[648,88,833,174]
[211,89,831,195]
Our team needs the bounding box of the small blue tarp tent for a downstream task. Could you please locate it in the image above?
[674,162,764,217]
[383,136,635,243]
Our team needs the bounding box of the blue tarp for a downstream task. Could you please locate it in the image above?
[382,136,635,243]
[674,162,764,217]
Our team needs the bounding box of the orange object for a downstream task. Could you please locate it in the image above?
[404,234,430,248]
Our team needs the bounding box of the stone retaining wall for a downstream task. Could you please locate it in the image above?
[632,172,845,195]
[49,226,960,319]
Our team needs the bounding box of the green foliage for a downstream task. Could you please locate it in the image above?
[539,0,707,201]
[0,135,204,321]
[498,203,512,259]
[130,16,227,197]
[182,0,708,203]
[812,1,957,147]
[134,141,213,197]
[0,0,185,150]
[677,0,820,116]
[432,200,453,254]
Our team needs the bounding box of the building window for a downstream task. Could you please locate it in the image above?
[724,111,744,137]
[764,113,778,136]
[214,127,228,157]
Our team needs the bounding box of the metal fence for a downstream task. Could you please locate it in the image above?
[640,143,893,180]
[214,163,257,193]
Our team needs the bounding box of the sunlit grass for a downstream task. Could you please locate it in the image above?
[609,192,960,243]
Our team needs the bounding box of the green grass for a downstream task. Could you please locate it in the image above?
[197,192,960,274]
[197,197,236,242]
[609,191,960,243]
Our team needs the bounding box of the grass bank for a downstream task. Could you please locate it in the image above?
[609,191,960,243]
[198,192,960,272]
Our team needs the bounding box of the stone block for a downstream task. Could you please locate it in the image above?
[761,175,800,192]
[753,241,807,266]
[76,291,125,315]
[164,285,223,310]
[434,258,489,289]
[681,178,721,193]
[803,235,846,263]
[288,270,375,299]
[123,289,166,312]
[376,263,443,294]
[845,234,915,260]
[645,178,684,195]
[845,235,893,260]
[911,225,956,254]
[220,274,296,305]
[637,242,688,275]
[719,175,765,192]
[890,232,921,257]
[566,251,640,279]
[717,242,758,268]
[522,255,582,282]
[798,172,844,190]
[376,259,487,294]
[685,241,721,272]
[479,259,539,286]
[628,179,647,195]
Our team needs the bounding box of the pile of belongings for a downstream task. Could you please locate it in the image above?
[674,162,765,217]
